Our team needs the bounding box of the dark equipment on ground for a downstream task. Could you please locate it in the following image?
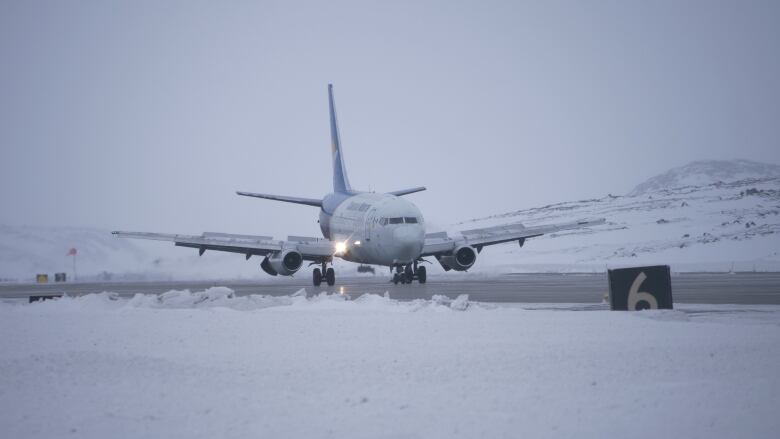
[29,294,63,303]
[357,265,375,274]
[54,273,67,282]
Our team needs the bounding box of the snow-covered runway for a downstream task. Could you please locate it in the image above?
[2,289,779,438]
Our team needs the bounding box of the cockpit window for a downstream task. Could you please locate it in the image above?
[380,217,418,225]
[348,202,371,212]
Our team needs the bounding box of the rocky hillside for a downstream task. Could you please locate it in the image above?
[629,159,780,196]
[454,160,780,273]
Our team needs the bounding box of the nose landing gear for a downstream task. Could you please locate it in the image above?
[313,262,336,286]
[391,262,426,284]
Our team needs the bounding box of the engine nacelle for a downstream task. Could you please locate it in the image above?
[437,245,477,271]
[261,250,303,276]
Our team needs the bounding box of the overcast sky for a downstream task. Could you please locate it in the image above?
[2,0,779,238]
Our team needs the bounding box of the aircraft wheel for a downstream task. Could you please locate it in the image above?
[393,273,400,285]
[403,266,414,285]
[417,266,427,284]
[313,268,322,286]
[326,267,336,286]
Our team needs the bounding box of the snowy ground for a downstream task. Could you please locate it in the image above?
[2,288,779,438]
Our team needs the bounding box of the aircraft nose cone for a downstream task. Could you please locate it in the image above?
[393,227,424,261]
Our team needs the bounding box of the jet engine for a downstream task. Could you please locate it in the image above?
[437,245,477,271]
[261,250,304,276]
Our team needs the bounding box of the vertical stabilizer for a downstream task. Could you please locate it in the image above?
[328,84,353,193]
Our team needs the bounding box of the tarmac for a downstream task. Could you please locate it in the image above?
[2,272,779,304]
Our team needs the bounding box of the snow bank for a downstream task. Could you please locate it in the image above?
[1,289,778,439]
[3,287,474,313]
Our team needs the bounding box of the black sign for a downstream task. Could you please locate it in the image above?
[608,265,673,311]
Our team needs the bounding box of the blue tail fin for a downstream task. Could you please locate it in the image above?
[328,84,353,194]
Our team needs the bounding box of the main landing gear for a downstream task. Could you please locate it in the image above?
[392,261,426,285]
[313,262,335,287]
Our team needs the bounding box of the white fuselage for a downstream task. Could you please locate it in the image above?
[324,193,425,266]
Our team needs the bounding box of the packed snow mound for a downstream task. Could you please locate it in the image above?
[5,287,475,312]
[629,159,780,196]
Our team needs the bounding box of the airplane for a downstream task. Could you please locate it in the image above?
[113,84,605,286]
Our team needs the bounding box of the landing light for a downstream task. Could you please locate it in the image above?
[334,241,348,254]
[354,241,361,246]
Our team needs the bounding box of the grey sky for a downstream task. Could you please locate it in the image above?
[2,0,779,239]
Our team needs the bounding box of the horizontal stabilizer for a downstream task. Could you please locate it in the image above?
[236,191,322,207]
[387,186,427,196]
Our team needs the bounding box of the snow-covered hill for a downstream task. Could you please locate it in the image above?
[0,225,145,282]
[0,225,273,282]
[453,161,780,273]
[2,159,779,280]
[629,159,780,196]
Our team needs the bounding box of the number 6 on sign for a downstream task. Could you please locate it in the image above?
[627,272,658,310]
[607,265,672,311]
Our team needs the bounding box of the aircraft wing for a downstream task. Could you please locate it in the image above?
[420,218,606,256]
[111,231,335,261]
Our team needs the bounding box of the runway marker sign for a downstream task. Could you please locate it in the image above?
[607,265,673,311]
